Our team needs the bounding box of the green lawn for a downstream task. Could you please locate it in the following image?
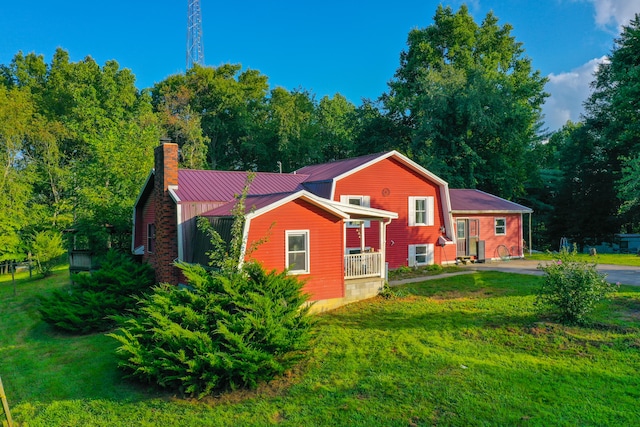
[525,252,640,266]
[1,267,639,426]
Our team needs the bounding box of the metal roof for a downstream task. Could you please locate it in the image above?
[449,189,533,213]
[295,152,386,182]
[174,170,309,202]
[201,193,295,217]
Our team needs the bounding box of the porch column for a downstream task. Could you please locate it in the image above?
[360,221,366,252]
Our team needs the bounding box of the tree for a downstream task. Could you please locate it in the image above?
[317,93,356,161]
[3,49,161,251]
[0,85,36,264]
[582,15,640,232]
[31,230,66,276]
[383,5,547,199]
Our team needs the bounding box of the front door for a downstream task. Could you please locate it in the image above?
[456,219,479,257]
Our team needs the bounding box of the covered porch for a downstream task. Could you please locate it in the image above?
[337,204,398,280]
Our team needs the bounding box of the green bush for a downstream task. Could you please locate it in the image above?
[39,250,155,333]
[31,230,66,277]
[109,261,314,397]
[536,247,618,324]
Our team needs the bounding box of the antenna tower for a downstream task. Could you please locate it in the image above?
[186,0,205,69]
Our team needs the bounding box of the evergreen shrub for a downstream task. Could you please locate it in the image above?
[109,261,314,397]
[536,247,618,324]
[39,250,155,333]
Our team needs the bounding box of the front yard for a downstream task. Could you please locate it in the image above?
[1,267,639,426]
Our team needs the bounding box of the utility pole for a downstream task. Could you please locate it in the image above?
[186,0,205,69]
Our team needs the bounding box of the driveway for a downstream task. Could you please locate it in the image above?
[462,259,640,287]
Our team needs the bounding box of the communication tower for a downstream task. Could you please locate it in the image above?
[186,0,205,69]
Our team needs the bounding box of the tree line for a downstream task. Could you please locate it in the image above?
[0,5,638,266]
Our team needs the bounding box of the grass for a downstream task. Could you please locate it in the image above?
[1,266,639,426]
[525,252,640,266]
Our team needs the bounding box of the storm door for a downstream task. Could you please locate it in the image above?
[456,219,479,257]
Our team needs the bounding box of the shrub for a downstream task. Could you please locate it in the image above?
[109,175,314,397]
[31,230,66,277]
[39,250,155,333]
[536,247,618,324]
[109,261,314,397]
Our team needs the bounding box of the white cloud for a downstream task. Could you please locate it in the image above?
[542,56,609,131]
[584,0,640,31]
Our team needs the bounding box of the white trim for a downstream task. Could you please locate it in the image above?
[168,186,183,261]
[286,230,310,274]
[239,216,251,269]
[408,243,435,267]
[340,195,371,227]
[246,190,350,222]
[408,196,434,226]
[324,151,454,240]
[131,169,155,253]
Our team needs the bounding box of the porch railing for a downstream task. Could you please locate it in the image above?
[344,252,383,279]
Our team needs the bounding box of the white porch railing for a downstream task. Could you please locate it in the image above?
[344,252,383,279]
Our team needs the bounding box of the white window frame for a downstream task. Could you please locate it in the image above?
[408,196,434,226]
[495,217,506,236]
[408,243,434,267]
[340,195,371,228]
[147,223,156,254]
[286,230,310,274]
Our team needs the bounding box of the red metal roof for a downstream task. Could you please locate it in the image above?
[295,152,386,182]
[174,170,308,202]
[201,193,294,217]
[449,189,532,213]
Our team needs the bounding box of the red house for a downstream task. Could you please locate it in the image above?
[132,141,532,311]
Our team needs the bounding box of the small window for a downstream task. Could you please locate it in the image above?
[340,195,371,228]
[147,223,156,253]
[495,218,506,235]
[408,196,434,226]
[286,230,309,274]
[408,244,434,266]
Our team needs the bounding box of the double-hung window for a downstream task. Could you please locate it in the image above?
[147,223,156,253]
[408,244,434,266]
[286,230,309,274]
[408,196,434,226]
[495,218,506,235]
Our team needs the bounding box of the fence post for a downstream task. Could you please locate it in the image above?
[0,375,14,427]
[11,263,16,297]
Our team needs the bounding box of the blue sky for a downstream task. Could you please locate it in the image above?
[1,0,639,131]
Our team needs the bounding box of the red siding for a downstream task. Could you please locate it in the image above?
[247,199,345,301]
[141,196,155,263]
[334,157,448,268]
[454,213,524,259]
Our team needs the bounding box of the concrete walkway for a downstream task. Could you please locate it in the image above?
[390,259,640,287]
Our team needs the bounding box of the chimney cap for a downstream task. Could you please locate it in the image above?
[160,136,173,144]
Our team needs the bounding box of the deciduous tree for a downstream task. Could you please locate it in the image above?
[383,5,547,199]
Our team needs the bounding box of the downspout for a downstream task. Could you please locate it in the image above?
[381,217,393,280]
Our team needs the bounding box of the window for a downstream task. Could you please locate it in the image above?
[340,195,370,227]
[495,218,506,235]
[408,244,434,266]
[408,196,434,226]
[286,230,309,274]
[147,223,156,253]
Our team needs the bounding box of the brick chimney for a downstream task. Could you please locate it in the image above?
[153,139,180,284]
